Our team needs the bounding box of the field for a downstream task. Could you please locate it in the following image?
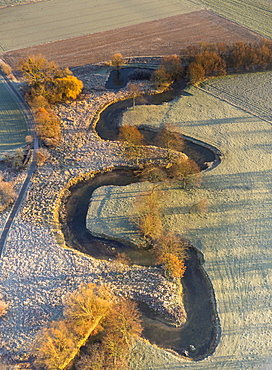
[0,0,44,7]
[3,9,264,70]
[0,0,200,52]
[0,75,28,156]
[202,72,272,123]
[191,0,272,38]
[87,73,272,369]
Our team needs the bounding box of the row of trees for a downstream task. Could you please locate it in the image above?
[183,39,272,83]
[142,39,272,86]
[33,283,142,370]
[132,190,188,281]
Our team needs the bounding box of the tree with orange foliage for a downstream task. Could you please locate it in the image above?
[166,157,201,189]
[33,284,113,370]
[187,62,205,84]
[133,190,163,248]
[54,75,83,101]
[159,252,186,280]
[161,54,183,81]
[34,107,61,146]
[33,320,75,370]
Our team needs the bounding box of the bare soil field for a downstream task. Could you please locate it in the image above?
[0,0,200,52]
[3,10,264,70]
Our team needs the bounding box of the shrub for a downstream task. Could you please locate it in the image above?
[36,148,50,166]
[0,180,16,211]
[128,68,152,81]
[0,295,9,317]
[34,107,61,146]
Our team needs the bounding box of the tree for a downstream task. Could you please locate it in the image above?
[156,123,184,159]
[5,148,25,170]
[118,125,146,164]
[158,252,186,280]
[152,67,171,89]
[136,163,168,184]
[33,320,76,370]
[161,55,182,81]
[33,284,113,370]
[153,231,187,281]
[63,283,112,337]
[54,75,83,101]
[74,342,105,370]
[127,82,142,110]
[19,54,83,103]
[194,51,226,77]
[187,62,205,84]
[166,157,201,189]
[111,53,124,71]
[133,190,163,248]
[19,54,61,92]
[102,298,142,369]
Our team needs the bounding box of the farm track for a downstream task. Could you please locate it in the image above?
[3,10,264,69]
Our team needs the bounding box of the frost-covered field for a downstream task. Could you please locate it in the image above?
[202,72,272,123]
[0,0,200,51]
[88,76,272,369]
[0,76,28,155]
[190,0,272,38]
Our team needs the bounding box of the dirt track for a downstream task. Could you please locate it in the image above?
[3,10,264,69]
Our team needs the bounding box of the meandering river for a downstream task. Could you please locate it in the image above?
[61,75,222,360]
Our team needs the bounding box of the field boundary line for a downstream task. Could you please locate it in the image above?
[197,85,272,125]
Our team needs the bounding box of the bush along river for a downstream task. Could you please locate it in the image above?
[60,75,221,360]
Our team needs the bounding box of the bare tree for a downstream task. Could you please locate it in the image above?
[156,123,184,159]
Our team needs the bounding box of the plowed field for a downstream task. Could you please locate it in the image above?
[3,10,264,69]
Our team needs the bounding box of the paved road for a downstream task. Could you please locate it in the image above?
[0,71,38,257]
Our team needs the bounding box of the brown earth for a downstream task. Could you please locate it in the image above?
[3,10,264,70]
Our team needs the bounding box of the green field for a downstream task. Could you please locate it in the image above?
[0,75,29,153]
[0,0,201,52]
[190,0,272,38]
